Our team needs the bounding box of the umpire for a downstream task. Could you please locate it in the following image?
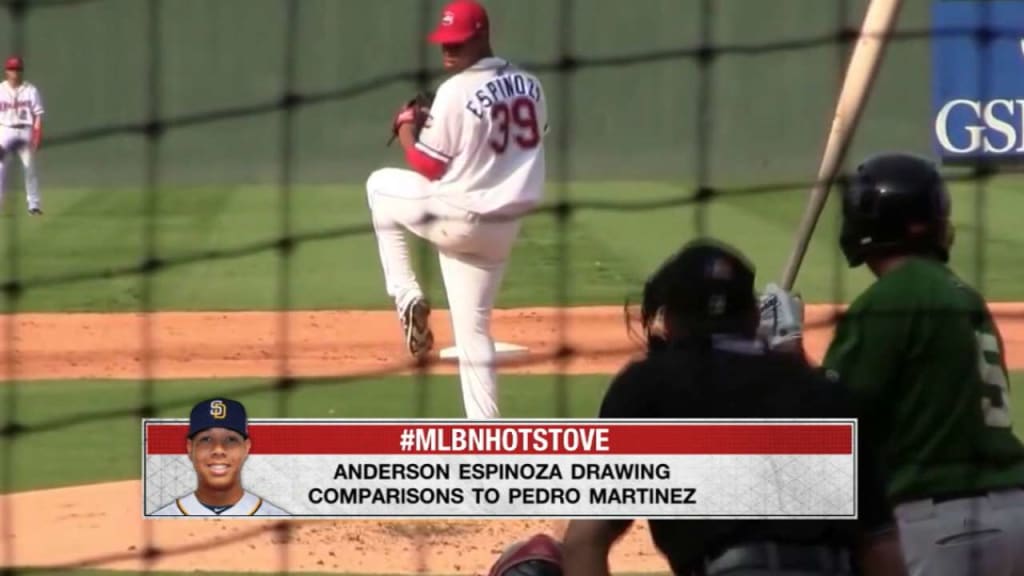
[561,239,905,576]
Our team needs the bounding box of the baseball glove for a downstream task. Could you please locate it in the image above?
[387,91,434,146]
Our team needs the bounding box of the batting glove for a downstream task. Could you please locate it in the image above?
[758,282,804,351]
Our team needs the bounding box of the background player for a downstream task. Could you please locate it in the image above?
[0,55,43,215]
[152,398,288,516]
[761,152,1024,575]
[366,0,548,419]
[562,239,903,576]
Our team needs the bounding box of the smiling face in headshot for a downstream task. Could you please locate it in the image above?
[187,426,251,505]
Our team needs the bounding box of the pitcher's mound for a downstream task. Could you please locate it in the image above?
[438,341,530,361]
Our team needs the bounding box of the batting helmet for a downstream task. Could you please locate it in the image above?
[637,238,758,350]
[488,533,562,576]
[839,152,954,267]
[4,56,22,71]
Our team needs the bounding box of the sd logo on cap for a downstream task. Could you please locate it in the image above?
[188,397,248,439]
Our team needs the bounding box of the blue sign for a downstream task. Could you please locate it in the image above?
[932,0,1024,162]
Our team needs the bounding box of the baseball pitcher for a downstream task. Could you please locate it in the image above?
[761,153,1024,575]
[0,55,43,215]
[366,0,548,419]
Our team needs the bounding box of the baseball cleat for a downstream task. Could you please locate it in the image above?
[400,296,434,359]
[28,208,41,215]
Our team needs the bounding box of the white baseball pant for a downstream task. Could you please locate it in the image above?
[0,125,39,211]
[893,487,1024,576]
[366,167,523,419]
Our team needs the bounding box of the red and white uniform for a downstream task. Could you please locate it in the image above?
[366,2,547,419]
[412,57,547,216]
[0,62,44,212]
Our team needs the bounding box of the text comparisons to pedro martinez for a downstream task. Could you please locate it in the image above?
[297,422,857,518]
[311,461,697,508]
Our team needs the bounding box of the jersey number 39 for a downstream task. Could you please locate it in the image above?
[977,331,1013,428]
[489,97,540,154]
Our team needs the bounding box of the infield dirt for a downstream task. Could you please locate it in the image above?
[3,304,1024,574]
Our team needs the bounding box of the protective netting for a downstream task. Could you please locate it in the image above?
[0,0,1020,574]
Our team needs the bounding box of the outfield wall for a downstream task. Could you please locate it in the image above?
[0,0,936,188]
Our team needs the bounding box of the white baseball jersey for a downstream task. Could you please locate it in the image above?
[416,57,548,216]
[151,490,289,517]
[0,80,43,127]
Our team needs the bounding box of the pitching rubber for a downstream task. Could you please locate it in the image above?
[439,341,529,361]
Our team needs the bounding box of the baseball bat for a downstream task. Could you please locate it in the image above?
[779,0,904,290]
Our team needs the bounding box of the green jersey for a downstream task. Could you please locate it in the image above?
[823,257,1024,504]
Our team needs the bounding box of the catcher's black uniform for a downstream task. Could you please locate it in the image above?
[597,240,894,576]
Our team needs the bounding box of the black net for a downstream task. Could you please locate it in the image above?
[0,0,1021,575]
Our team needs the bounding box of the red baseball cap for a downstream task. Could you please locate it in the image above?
[5,56,23,71]
[427,0,489,45]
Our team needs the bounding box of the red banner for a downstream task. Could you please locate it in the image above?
[146,422,853,456]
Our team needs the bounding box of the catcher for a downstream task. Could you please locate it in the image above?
[365,0,548,420]
[558,239,904,575]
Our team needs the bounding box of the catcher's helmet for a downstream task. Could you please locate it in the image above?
[638,238,757,349]
[488,534,562,576]
[839,152,953,268]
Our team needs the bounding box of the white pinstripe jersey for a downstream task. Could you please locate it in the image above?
[152,491,289,516]
[415,57,548,216]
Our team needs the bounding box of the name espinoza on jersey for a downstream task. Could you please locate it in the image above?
[464,71,542,118]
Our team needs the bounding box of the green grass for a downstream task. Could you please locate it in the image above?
[1,375,612,493]
[4,372,1024,494]
[2,177,1023,312]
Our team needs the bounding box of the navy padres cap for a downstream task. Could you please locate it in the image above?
[187,397,248,439]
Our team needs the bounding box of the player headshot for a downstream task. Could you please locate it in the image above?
[152,397,288,517]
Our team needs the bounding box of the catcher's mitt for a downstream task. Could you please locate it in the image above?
[387,91,434,146]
